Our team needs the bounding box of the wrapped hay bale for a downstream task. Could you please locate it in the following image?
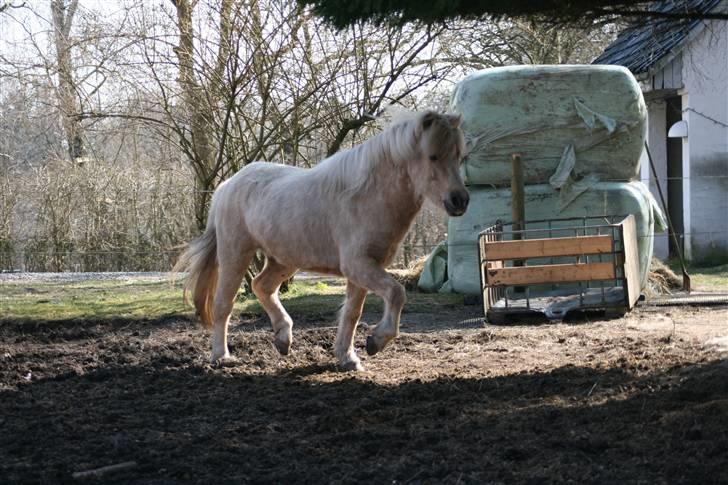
[451,65,646,187]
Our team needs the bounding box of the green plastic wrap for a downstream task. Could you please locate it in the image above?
[446,181,664,295]
[451,65,647,187]
[416,241,448,292]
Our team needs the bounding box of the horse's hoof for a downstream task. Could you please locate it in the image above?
[210,355,238,368]
[366,336,380,356]
[338,358,364,372]
[210,349,229,363]
[273,337,291,356]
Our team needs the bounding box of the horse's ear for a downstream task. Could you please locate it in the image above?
[421,111,437,130]
[445,113,462,128]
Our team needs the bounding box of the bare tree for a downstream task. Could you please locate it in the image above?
[439,17,618,75]
[124,0,451,230]
[322,23,449,156]
[1,0,620,275]
[50,0,84,160]
[0,1,25,14]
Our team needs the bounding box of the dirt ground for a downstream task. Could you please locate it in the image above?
[1,298,728,484]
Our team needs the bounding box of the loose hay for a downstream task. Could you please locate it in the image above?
[646,257,683,295]
[388,256,427,290]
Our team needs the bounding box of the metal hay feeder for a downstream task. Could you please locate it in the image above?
[478,214,642,323]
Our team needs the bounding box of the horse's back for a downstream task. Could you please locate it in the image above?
[216,161,345,270]
[231,161,302,188]
[216,162,300,205]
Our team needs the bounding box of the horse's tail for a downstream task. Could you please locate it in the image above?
[173,217,218,329]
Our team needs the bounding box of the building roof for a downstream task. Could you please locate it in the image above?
[593,0,722,75]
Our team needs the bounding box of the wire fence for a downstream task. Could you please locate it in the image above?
[2,229,727,273]
[0,247,183,273]
[5,230,728,255]
[2,173,721,195]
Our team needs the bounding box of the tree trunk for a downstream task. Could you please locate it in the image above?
[174,0,219,231]
[51,0,84,161]
[172,0,274,291]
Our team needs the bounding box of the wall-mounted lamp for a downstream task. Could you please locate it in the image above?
[668,120,688,138]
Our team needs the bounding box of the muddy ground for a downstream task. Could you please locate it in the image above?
[1,298,728,484]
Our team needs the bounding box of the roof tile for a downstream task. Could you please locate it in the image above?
[593,0,721,74]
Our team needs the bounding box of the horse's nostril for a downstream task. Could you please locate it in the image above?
[450,192,469,211]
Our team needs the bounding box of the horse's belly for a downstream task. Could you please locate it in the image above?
[252,218,340,271]
[302,266,343,277]
[261,242,341,273]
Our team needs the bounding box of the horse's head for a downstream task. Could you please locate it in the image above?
[410,111,469,217]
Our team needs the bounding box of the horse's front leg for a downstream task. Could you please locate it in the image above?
[334,282,368,371]
[342,260,406,357]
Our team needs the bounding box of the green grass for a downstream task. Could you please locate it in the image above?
[667,262,728,291]
[687,264,728,291]
[3,263,723,324]
[1,277,463,323]
[0,279,191,322]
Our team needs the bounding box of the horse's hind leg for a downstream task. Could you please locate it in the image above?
[334,282,368,371]
[211,247,255,364]
[252,257,297,355]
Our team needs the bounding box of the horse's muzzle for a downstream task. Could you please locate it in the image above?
[444,190,469,217]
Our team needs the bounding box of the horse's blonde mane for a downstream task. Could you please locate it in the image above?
[314,114,421,197]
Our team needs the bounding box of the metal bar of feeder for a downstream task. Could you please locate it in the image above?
[599,226,606,304]
[510,222,628,235]
[478,214,627,230]
[548,220,555,292]
[511,153,526,295]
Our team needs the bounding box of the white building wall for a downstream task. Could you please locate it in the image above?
[681,20,728,262]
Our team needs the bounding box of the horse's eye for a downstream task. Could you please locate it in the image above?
[429,155,438,161]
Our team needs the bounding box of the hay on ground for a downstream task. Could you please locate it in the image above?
[646,257,683,295]
[389,256,427,291]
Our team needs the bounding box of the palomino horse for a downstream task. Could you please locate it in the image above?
[174,110,469,371]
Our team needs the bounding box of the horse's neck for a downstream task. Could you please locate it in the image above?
[359,136,423,222]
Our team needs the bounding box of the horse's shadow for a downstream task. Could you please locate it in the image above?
[3,351,727,484]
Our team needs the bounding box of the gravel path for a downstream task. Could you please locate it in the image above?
[0,271,334,284]
[0,272,178,284]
